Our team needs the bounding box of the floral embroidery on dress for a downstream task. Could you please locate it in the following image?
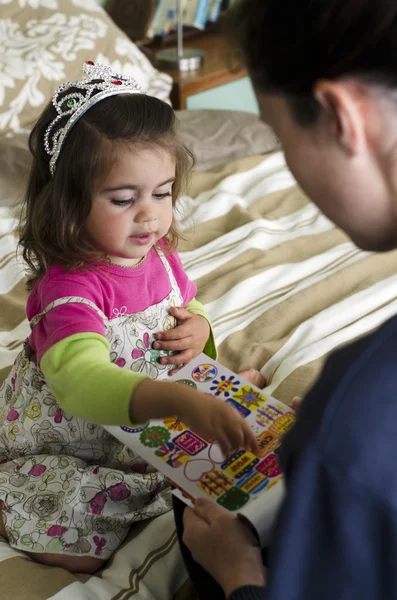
[0,249,182,559]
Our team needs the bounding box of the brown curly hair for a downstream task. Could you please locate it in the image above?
[19,90,194,288]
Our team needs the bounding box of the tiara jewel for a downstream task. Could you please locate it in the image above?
[44,61,147,176]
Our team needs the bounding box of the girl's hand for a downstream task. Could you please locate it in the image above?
[183,498,266,597]
[131,379,259,458]
[180,391,259,457]
[153,307,210,375]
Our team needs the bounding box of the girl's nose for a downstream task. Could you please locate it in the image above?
[135,200,156,223]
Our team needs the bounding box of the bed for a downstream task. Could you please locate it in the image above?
[2,1,397,599]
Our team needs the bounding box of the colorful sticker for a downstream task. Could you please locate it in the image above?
[217,486,250,511]
[140,426,170,448]
[269,413,296,436]
[184,459,214,482]
[208,443,225,464]
[120,423,148,434]
[197,469,234,498]
[209,375,240,397]
[256,431,279,458]
[265,476,283,491]
[150,349,172,363]
[175,379,197,389]
[155,442,190,468]
[226,398,251,418]
[163,416,187,432]
[237,471,269,495]
[192,430,217,444]
[255,404,285,429]
[191,363,218,383]
[174,431,208,455]
[232,386,267,410]
[255,453,282,478]
[221,449,259,479]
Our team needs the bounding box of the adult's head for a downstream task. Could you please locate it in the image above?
[232,0,397,251]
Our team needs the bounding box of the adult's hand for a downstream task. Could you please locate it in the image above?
[183,497,266,597]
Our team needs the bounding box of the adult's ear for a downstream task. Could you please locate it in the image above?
[314,80,366,156]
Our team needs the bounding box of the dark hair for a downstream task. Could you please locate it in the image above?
[230,0,397,124]
[19,91,194,288]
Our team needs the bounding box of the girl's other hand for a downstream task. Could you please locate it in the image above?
[153,307,210,375]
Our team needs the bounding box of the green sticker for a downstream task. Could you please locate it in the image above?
[140,426,171,448]
[175,379,197,389]
[150,349,172,363]
[217,487,250,511]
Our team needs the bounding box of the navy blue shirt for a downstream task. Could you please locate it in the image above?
[231,315,397,600]
[175,316,397,600]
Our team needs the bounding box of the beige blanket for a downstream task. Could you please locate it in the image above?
[1,151,397,599]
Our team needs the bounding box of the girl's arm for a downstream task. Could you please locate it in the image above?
[41,332,258,456]
[41,332,147,425]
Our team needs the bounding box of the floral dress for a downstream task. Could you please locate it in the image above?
[0,250,184,559]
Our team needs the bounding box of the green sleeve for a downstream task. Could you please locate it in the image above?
[40,333,149,426]
[186,298,218,360]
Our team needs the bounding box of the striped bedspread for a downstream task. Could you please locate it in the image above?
[1,150,397,599]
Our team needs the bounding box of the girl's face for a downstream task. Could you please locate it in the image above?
[257,90,397,252]
[85,146,175,266]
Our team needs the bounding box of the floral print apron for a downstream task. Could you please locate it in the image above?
[0,250,183,559]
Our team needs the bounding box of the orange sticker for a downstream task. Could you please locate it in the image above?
[256,431,279,458]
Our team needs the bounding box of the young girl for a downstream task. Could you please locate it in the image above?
[0,62,259,574]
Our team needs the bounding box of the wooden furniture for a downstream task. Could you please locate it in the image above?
[105,1,258,113]
[158,32,247,109]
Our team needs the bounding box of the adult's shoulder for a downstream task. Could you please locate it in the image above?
[294,315,397,501]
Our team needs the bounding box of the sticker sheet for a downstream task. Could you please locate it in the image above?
[105,354,295,544]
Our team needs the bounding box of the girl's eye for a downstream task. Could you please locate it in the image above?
[153,192,172,200]
[110,199,133,206]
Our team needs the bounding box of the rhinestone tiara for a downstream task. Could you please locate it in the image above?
[43,61,147,176]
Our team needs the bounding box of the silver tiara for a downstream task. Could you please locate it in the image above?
[44,61,147,175]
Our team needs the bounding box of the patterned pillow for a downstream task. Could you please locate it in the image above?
[0,0,172,135]
[0,0,173,205]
